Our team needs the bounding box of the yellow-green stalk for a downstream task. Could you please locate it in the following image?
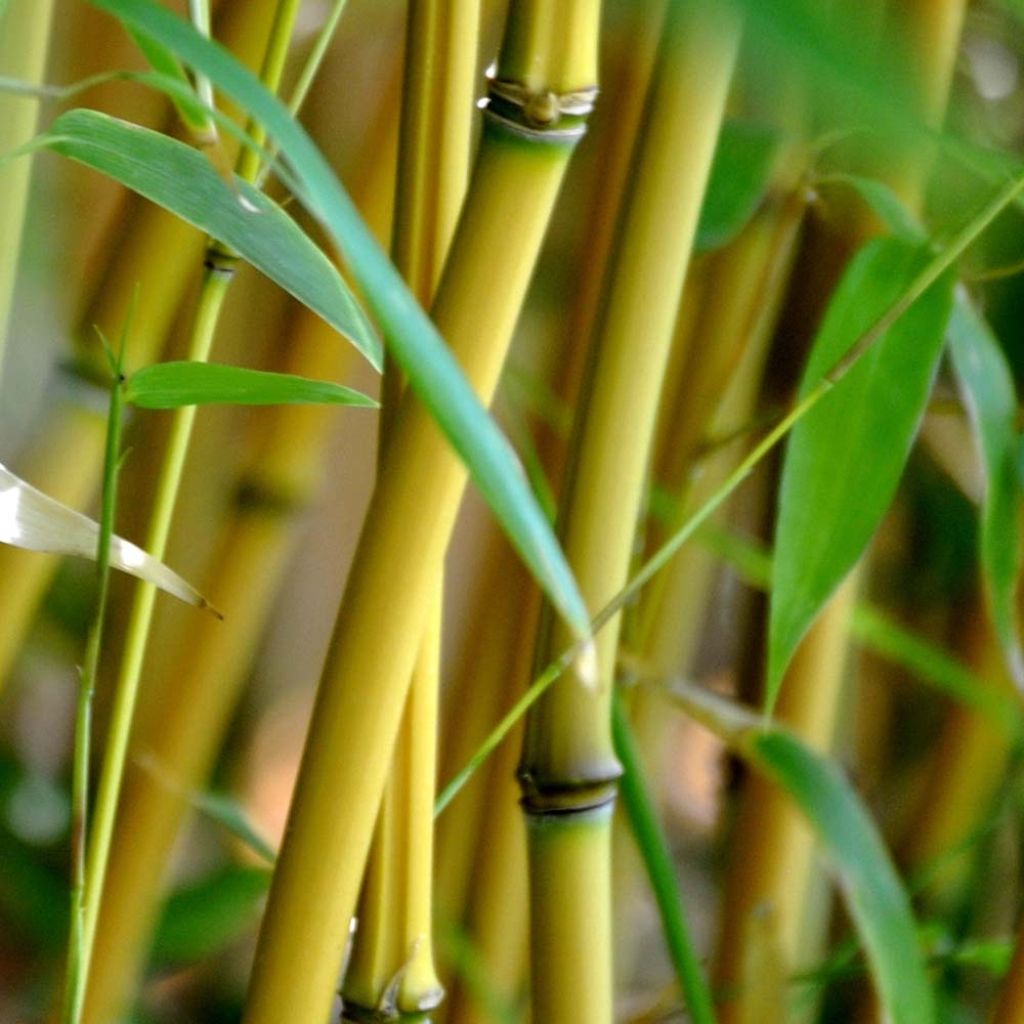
[80,0,304,995]
[615,179,807,987]
[242,3,600,1020]
[342,0,480,1015]
[518,5,740,1021]
[0,0,55,374]
[0,0,279,690]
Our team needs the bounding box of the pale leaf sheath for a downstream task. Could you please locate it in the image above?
[0,462,209,610]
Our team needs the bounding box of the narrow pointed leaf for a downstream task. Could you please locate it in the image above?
[152,866,271,964]
[126,360,378,410]
[820,173,926,243]
[189,790,277,865]
[668,681,935,1024]
[768,237,955,709]
[696,120,781,252]
[947,291,1024,688]
[90,0,591,637]
[0,463,208,609]
[40,108,382,371]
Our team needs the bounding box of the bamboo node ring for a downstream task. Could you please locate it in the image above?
[484,76,598,140]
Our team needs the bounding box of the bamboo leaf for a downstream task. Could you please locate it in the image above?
[188,790,277,865]
[90,0,592,638]
[947,292,1024,689]
[125,360,377,410]
[152,865,270,964]
[768,237,955,710]
[612,692,715,1024]
[0,462,209,610]
[668,681,936,1024]
[40,108,382,371]
[818,172,926,242]
[696,120,781,252]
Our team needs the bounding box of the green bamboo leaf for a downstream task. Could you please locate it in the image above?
[0,462,209,610]
[40,108,382,371]
[947,292,1024,689]
[768,237,955,710]
[668,680,936,1024]
[126,27,212,137]
[817,172,926,243]
[612,692,714,1024]
[188,790,277,865]
[152,865,270,964]
[696,120,781,252]
[125,360,377,410]
[90,0,591,638]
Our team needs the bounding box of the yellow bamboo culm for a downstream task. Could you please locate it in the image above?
[518,5,740,1022]
[341,0,480,1017]
[0,0,55,372]
[0,0,281,692]
[242,3,600,1021]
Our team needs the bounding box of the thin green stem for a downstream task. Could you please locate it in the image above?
[612,691,716,1024]
[80,269,230,972]
[63,337,125,1024]
[435,167,1024,814]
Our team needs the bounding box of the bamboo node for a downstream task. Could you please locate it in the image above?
[484,76,598,141]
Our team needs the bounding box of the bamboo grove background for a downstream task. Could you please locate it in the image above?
[4,0,1024,1022]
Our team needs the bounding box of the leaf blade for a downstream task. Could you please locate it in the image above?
[696,119,781,252]
[125,360,378,410]
[42,108,382,371]
[0,462,208,610]
[668,681,936,1024]
[947,291,1024,688]
[768,237,955,708]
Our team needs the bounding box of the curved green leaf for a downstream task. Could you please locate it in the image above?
[152,866,270,965]
[667,680,935,1024]
[0,462,209,610]
[90,0,591,638]
[947,292,1024,689]
[696,120,781,252]
[768,237,955,709]
[41,108,382,371]
[126,360,377,410]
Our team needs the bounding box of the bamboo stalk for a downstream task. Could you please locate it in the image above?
[0,0,279,692]
[518,5,740,1021]
[615,180,807,989]
[242,3,600,1020]
[341,1,480,1016]
[0,0,55,377]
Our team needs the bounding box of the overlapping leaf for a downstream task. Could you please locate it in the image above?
[126,361,377,410]
[668,680,935,1024]
[0,463,207,608]
[768,237,955,709]
[39,108,382,370]
[696,120,781,252]
[947,292,1024,689]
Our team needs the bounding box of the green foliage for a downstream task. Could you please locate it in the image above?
[696,120,781,252]
[39,109,381,371]
[669,680,936,1024]
[152,866,270,965]
[947,293,1024,689]
[768,237,956,710]
[125,361,377,410]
